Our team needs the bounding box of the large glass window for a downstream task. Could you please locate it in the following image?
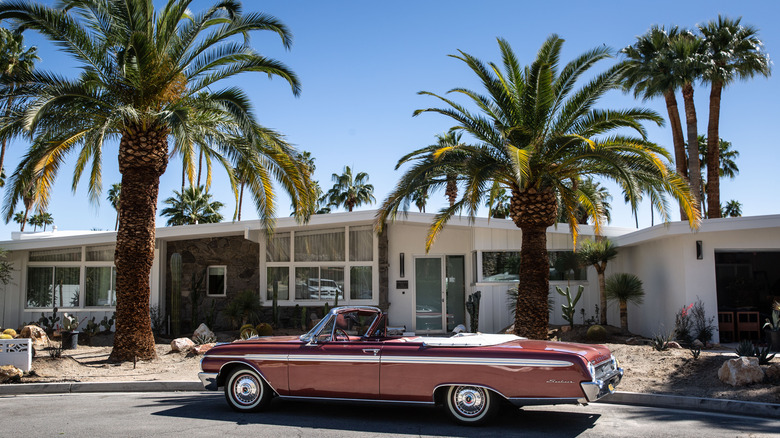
[266,267,289,300]
[349,226,373,261]
[27,266,80,308]
[481,251,521,282]
[266,233,290,262]
[295,267,344,301]
[295,228,345,262]
[27,267,55,308]
[207,266,226,296]
[86,245,115,262]
[350,266,372,299]
[29,247,81,262]
[549,251,586,281]
[86,266,116,306]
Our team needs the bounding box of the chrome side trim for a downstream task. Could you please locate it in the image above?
[432,383,508,400]
[280,395,434,405]
[288,354,380,363]
[382,356,573,367]
[209,354,288,361]
[507,397,581,407]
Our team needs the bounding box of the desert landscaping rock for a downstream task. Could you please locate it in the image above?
[0,365,23,383]
[718,357,765,386]
[194,343,215,355]
[19,325,49,349]
[170,338,195,352]
[765,363,780,383]
[191,324,215,342]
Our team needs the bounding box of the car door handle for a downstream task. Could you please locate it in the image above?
[362,348,380,356]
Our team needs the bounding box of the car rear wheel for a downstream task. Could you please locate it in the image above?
[224,367,272,412]
[444,385,498,425]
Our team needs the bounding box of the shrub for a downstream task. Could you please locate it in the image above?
[674,304,694,345]
[586,325,607,342]
[224,290,263,328]
[689,298,715,343]
[256,323,273,336]
[150,306,165,335]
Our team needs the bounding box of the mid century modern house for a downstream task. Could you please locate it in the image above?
[0,210,778,343]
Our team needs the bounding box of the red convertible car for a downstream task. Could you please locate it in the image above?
[199,306,623,425]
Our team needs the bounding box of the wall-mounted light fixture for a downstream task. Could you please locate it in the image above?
[696,240,703,260]
[399,253,405,278]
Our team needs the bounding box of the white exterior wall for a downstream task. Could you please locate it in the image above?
[0,251,24,330]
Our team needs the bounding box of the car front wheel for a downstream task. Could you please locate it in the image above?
[224,367,272,412]
[444,385,498,425]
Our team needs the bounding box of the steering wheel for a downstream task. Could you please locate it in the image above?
[334,328,350,341]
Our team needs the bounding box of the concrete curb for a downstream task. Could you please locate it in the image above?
[599,391,780,419]
[2,383,779,420]
[0,381,203,395]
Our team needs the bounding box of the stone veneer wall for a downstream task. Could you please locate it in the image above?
[165,235,259,332]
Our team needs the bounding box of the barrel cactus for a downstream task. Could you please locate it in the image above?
[2,328,16,338]
[256,323,273,336]
[586,325,607,342]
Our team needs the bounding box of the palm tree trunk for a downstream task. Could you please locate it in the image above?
[619,301,628,333]
[681,83,702,211]
[663,89,688,221]
[110,126,169,362]
[511,187,558,340]
[706,81,723,219]
[597,267,607,325]
[197,151,203,187]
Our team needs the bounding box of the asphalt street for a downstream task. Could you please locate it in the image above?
[2,391,778,437]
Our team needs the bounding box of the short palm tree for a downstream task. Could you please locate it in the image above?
[0,0,313,361]
[39,211,53,231]
[161,186,224,226]
[557,178,612,225]
[326,166,375,212]
[107,183,121,231]
[378,36,699,339]
[578,238,618,325]
[721,200,742,218]
[0,27,38,175]
[699,16,771,218]
[605,273,645,333]
[619,26,689,220]
[12,211,24,231]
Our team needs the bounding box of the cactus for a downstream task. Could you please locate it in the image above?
[256,323,273,336]
[2,328,17,337]
[170,253,182,336]
[556,285,584,328]
[466,291,481,332]
[0,334,12,340]
[271,280,279,327]
[301,306,307,331]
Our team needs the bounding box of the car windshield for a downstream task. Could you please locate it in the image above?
[300,308,380,343]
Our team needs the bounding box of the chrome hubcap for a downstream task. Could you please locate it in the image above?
[233,375,260,405]
[454,386,486,417]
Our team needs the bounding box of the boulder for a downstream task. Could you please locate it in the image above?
[718,357,765,386]
[0,365,23,383]
[191,324,215,343]
[667,341,682,349]
[170,337,195,353]
[625,337,645,345]
[764,363,780,384]
[19,325,49,348]
[692,339,705,349]
[194,343,216,355]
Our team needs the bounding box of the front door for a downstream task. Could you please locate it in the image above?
[414,256,465,333]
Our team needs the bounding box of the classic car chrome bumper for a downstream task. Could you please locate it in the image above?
[198,372,219,391]
[580,367,623,402]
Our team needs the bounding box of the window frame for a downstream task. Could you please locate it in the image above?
[206,265,228,297]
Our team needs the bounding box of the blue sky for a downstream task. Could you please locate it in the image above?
[1,0,778,238]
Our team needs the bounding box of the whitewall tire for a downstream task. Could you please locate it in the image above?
[224,367,272,412]
[444,385,498,425]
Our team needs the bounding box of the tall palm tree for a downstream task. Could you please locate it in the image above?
[0,0,313,361]
[0,27,38,176]
[556,178,612,225]
[578,238,618,325]
[396,132,467,210]
[326,166,375,212]
[699,16,771,218]
[107,183,121,231]
[696,135,738,216]
[620,26,689,220]
[411,187,429,213]
[39,211,53,231]
[605,273,645,333]
[378,36,699,339]
[160,185,224,226]
[27,212,43,232]
[486,186,511,219]
[670,31,705,211]
[12,211,24,231]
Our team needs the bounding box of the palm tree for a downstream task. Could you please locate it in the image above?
[0,1,313,361]
[696,136,739,216]
[412,187,429,213]
[378,36,699,339]
[556,178,612,225]
[578,238,618,325]
[0,27,38,175]
[486,186,511,219]
[40,211,53,231]
[326,166,375,212]
[605,273,645,333]
[27,213,43,232]
[107,183,121,231]
[620,26,689,220]
[721,200,742,217]
[699,16,771,218]
[12,211,24,231]
[670,31,705,211]
[160,186,224,226]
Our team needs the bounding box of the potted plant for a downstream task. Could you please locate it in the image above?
[764,300,780,352]
[61,314,86,350]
